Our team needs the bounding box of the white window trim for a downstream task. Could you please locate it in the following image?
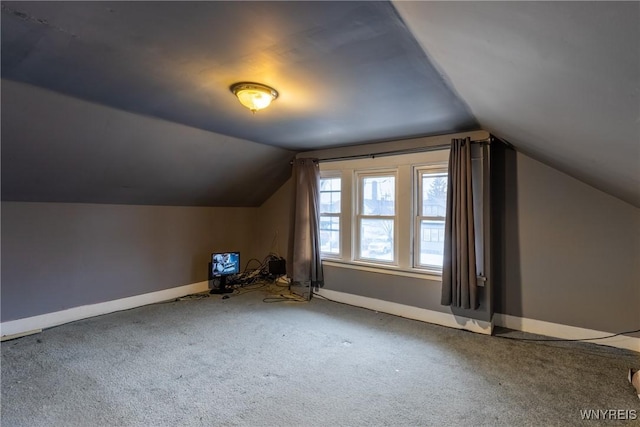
[319,173,343,258]
[414,166,448,271]
[319,149,450,278]
[354,170,398,265]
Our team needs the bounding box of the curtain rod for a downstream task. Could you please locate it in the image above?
[293,136,491,164]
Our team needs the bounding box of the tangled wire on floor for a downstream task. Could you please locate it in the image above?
[176,254,307,303]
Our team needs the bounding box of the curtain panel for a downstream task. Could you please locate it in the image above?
[291,158,324,288]
[441,138,478,309]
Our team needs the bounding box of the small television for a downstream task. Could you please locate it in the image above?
[209,251,240,294]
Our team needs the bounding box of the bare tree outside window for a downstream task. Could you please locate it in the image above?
[359,175,395,262]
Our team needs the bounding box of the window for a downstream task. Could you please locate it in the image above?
[319,176,341,255]
[416,170,448,269]
[357,173,396,263]
[318,146,450,276]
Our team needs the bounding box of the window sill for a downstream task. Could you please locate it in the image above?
[321,259,442,282]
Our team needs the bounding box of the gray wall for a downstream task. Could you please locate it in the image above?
[253,176,294,270]
[497,151,640,335]
[1,202,258,322]
[323,266,446,311]
[286,131,492,321]
[5,145,637,336]
[321,267,491,322]
[261,143,639,335]
[1,80,294,207]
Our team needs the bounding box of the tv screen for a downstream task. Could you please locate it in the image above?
[211,252,240,277]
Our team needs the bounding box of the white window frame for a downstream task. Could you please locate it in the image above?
[355,170,398,265]
[317,148,450,280]
[414,167,448,271]
[319,173,343,258]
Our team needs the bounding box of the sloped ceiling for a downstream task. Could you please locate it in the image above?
[1,1,477,206]
[2,1,638,207]
[1,80,295,206]
[393,1,640,207]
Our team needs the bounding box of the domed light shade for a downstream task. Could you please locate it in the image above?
[230,82,278,113]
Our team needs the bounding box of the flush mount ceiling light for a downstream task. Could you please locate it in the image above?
[230,82,278,113]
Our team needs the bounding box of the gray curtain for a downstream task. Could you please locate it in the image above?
[291,158,324,288]
[441,138,478,309]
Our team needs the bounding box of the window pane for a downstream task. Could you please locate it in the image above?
[320,192,340,213]
[362,176,395,215]
[419,220,445,267]
[320,216,340,254]
[320,178,341,214]
[422,175,447,217]
[360,218,393,261]
[321,177,341,192]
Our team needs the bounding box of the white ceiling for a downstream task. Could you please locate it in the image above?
[393,1,640,207]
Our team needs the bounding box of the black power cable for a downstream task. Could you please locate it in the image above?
[495,329,640,343]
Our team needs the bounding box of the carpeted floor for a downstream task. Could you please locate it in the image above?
[2,287,639,426]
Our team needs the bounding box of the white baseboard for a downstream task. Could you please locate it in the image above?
[0,281,209,340]
[5,284,635,353]
[494,313,640,353]
[314,288,493,335]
